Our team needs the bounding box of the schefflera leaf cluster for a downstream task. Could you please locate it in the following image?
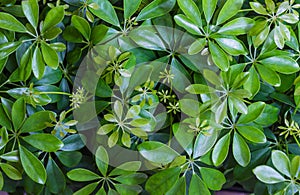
[0,0,299,195]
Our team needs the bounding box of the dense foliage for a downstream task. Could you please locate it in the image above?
[0,0,299,194]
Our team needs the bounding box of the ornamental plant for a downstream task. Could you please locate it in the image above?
[0,0,299,195]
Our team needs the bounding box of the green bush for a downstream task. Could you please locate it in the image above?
[0,0,299,194]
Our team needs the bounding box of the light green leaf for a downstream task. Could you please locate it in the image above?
[208,41,229,71]
[218,17,255,35]
[124,0,142,19]
[136,0,176,21]
[88,0,120,26]
[253,165,286,184]
[138,141,179,164]
[233,132,250,167]
[217,0,243,25]
[203,0,217,23]
[272,150,291,178]
[67,168,100,181]
[109,161,141,176]
[254,25,270,48]
[279,13,299,24]
[291,156,300,178]
[177,0,202,26]
[212,133,230,166]
[42,6,64,33]
[74,182,98,195]
[0,163,22,180]
[0,12,27,32]
[250,2,269,15]
[97,124,115,135]
[22,133,64,152]
[188,38,206,55]
[19,145,47,184]
[22,0,39,28]
[185,84,215,94]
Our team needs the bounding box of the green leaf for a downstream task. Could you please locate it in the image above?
[124,0,141,19]
[136,0,176,21]
[200,167,226,190]
[67,168,100,182]
[259,56,299,74]
[74,182,98,195]
[236,126,266,143]
[218,17,255,35]
[165,177,186,195]
[0,127,8,150]
[279,13,299,24]
[188,38,206,55]
[0,163,22,180]
[22,134,64,152]
[203,0,217,23]
[97,124,115,135]
[109,161,141,176]
[177,0,202,26]
[173,123,193,155]
[189,174,210,195]
[43,27,62,40]
[0,150,19,162]
[254,25,270,48]
[215,100,228,123]
[185,84,215,94]
[22,0,39,29]
[46,158,66,194]
[12,98,25,130]
[233,132,250,167]
[214,36,247,56]
[212,133,230,166]
[254,104,279,126]
[114,173,147,185]
[19,145,47,184]
[208,41,229,71]
[238,102,265,124]
[250,2,268,15]
[108,131,119,148]
[193,130,218,158]
[271,150,291,178]
[253,165,286,184]
[0,172,3,190]
[95,146,109,176]
[174,14,202,35]
[0,41,22,60]
[145,167,181,194]
[0,12,27,32]
[62,26,84,43]
[291,156,300,178]
[41,42,59,69]
[32,46,45,79]
[56,151,82,167]
[256,64,281,87]
[138,141,179,164]
[42,6,64,33]
[217,0,243,25]
[71,15,91,40]
[129,27,166,50]
[244,67,260,98]
[88,0,120,26]
[229,96,248,114]
[20,111,54,133]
